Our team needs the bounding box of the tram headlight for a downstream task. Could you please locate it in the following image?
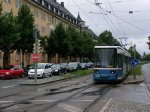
[94,70,99,74]
[111,70,115,74]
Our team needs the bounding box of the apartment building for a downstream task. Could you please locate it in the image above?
[0,0,97,67]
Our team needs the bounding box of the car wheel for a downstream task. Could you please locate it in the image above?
[12,74,15,79]
[21,73,24,78]
[42,73,45,78]
[49,72,52,77]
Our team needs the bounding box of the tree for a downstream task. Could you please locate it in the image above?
[15,4,35,67]
[82,31,95,61]
[98,30,119,46]
[147,36,150,49]
[128,45,141,59]
[0,11,20,66]
[44,23,70,62]
[66,26,82,61]
[0,2,2,15]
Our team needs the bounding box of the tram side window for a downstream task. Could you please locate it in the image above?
[118,54,123,68]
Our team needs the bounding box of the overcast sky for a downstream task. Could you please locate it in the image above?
[57,0,150,55]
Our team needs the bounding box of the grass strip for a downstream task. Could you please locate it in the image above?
[62,69,93,78]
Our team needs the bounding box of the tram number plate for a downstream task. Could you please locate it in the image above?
[100,74,108,78]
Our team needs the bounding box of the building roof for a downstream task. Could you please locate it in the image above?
[45,0,76,19]
[77,12,84,22]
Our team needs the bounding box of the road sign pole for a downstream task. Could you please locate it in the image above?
[33,31,38,83]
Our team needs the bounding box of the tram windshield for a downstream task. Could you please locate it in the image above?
[94,48,117,68]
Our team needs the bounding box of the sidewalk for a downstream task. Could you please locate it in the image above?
[123,75,144,84]
[99,75,150,112]
[100,98,150,112]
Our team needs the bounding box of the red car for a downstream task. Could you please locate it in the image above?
[0,65,24,79]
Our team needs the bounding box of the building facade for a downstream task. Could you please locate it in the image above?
[0,0,97,67]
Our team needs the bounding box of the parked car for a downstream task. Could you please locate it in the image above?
[51,64,67,75]
[28,63,53,79]
[80,63,88,70]
[0,65,24,79]
[24,64,33,76]
[68,62,80,71]
[60,63,69,73]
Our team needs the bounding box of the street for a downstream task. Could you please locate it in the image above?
[0,64,150,111]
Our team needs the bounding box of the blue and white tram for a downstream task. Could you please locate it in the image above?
[93,46,131,82]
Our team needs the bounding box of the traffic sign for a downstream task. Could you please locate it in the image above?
[131,59,139,66]
[32,54,40,61]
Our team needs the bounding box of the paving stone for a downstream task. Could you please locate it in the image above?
[103,98,150,112]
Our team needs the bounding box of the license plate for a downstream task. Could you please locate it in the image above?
[100,74,108,78]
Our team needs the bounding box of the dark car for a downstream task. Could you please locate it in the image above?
[52,64,67,75]
[24,65,32,76]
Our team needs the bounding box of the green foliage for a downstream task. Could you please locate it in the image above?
[128,46,141,59]
[15,4,35,53]
[129,64,143,76]
[97,30,119,46]
[62,69,93,78]
[0,11,20,66]
[66,26,83,58]
[82,32,95,60]
[0,2,3,15]
[147,36,150,49]
[48,23,70,58]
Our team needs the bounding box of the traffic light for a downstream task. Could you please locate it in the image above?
[33,39,44,54]
[37,39,44,53]
[33,43,36,54]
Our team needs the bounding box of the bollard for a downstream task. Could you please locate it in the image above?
[133,73,136,79]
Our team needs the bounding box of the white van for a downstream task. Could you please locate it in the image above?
[28,63,53,79]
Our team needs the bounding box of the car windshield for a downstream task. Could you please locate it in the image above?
[30,64,45,69]
[69,63,78,67]
[52,64,60,69]
[4,65,14,70]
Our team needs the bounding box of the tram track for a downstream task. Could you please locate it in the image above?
[35,85,114,112]
[0,76,92,111]
[0,75,91,100]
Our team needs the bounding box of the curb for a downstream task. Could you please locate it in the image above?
[123,75,144,84]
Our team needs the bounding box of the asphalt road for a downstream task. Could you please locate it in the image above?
[1,66,150,112]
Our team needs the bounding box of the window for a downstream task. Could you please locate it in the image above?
[4,0,11,4]
[26,3,30,9]
[41,12,46,21]
[34,8,39,17]
[48,16,52,24]
[16,51,20,60]
[0,52,2,59]
[34,24,39,30]
[41,26,46,33]
[16,0,22,8]
[25,53,29,60]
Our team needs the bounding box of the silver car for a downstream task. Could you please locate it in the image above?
[28,63,53,79]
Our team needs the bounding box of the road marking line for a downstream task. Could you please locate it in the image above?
[99,98,113,112]
[0,101,13,103]
[31,100,57,102]
[58,103,82,112]
[71,100,94,102]
[2,85,16,89]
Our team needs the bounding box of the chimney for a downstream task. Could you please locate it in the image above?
[61,2,64,7]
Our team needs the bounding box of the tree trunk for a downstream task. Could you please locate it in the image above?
[22,52,24,68]
[3,51,10,67]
